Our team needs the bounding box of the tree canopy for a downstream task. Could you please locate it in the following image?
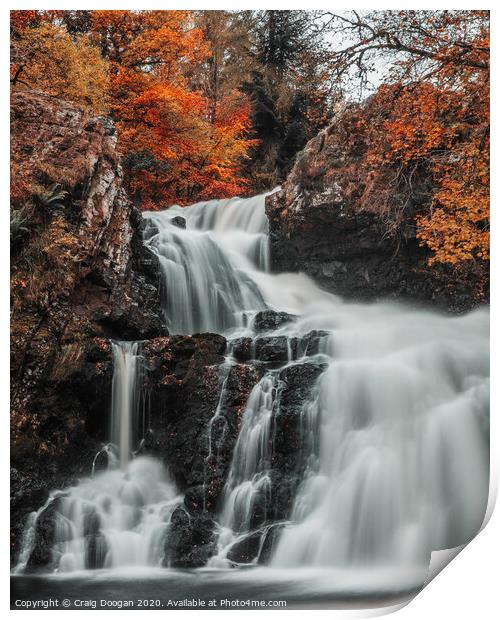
[10,9,489,274]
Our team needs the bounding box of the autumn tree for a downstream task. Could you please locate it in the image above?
[10,12,110,113]
[192,11,255,125]
[323,10,489,270]
[89,10,256,205]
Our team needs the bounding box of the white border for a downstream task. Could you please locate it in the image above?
[2,2,496,618]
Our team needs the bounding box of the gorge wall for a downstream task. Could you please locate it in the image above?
[266,104,488,313]
[10,91,166,561]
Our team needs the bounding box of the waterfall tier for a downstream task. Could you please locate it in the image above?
[16,192,489,582]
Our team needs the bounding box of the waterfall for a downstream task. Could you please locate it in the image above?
[110,341,139,469]
[15,191,489,582]
[220,374,278,533]
[142,192,489,573]
[15,341,180,573]
[143,194,270,334]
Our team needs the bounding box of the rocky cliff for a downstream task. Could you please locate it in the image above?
[266,105,488,312]
[10,91,167,559]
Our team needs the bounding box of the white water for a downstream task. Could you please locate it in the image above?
[143,194,270,334]
[144,193,489,573]
[50,458,179,572]
[16,342,181,573]
[110,342,139,469]
[16,192,489,587]
[220,374,277,533]
[271,310,489,569]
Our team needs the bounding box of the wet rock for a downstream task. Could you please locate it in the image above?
[226,524,284,566]
[298,330,330,357]
[26,498,61,571]
[10,468,50,565]
[277,361,326,425]
[184,486,206,515]
[230,337,253,361]
[170,216,186,229]
[257,524,285,564]
[141,333,263,522]
[254,336,290,363]
[91,450,110,474]
[267,471,301,522]
[267,361,327,521]
[165,506,218,568]
[86,339,112,362]
[226,531,262,564]
[253,310,297,332]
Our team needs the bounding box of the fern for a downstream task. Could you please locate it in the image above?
[34,184,68,212]
[10,204,33,246]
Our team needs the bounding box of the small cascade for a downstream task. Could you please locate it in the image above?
[211,350,326,566]
[110,342,140,468]
[210,374,278,566]
[92,443,118,475]
[220,374,279,535]
[49,458,179,572]
[15,341,181,573]
[143,194,270,334]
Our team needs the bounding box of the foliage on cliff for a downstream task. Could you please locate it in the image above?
[11,10,332,205]
[295,10,489,279]
[10,10,489,279]
[10,91,166,459]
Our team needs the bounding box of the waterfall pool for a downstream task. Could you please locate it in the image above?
[11,565,427,610]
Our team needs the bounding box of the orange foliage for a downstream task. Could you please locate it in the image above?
[90,10,256,205]
[10,15,110,113]
[11,10,256,206]
[348,13,489,268]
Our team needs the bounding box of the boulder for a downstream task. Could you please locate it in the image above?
[164,506,218,568]
[252,310,297,332]
[230,337,253,361]
[25,497,60,571]
[170,216,186,229]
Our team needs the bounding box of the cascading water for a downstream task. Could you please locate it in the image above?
[15,192,489,596]
[15,342,180,573]
[143,192,489,577]
[110,341,139,469]
[143,194,270,334]
[271,310,489,569]
[220,373,277,534]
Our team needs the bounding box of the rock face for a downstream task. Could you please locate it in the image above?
[252,310,296,331]
[140,335,264,567]
[10,91,167,561]
[11,90,165,341]
[265,112,487,312]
